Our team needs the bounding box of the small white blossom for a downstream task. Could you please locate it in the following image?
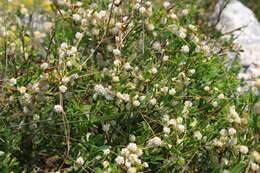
[161,87,169,93]
[152,41,161,50]
[218,93,225,99]
[130,135,136,142]
[103,149,110,155]
[59,85,67,93]
[133,100,140,107]
[228,128,236,136]
[220,129,228,136]
[115,156,125,165]
[139,7,146,14]
[72,14,81,21]
[163,55,169,61]
[163,127,171,134]
[169,88,176,96]
[18,86,27,94]
[103,123,111,132]
[103,161,109,168]
[41,62,49,70]
[113,49,121,56]
[251,162,259,171]
[194,131,203,140]
[204,86,210,92]
[177,124,185,133]
[124,63,131,70]
[76,157,84,165]
[54,105,63,113]
[112,76,120,82]
[127,167,137,173]
[149,98,157,105]
[147,136,163,147]
[181,45,190,53]
[127,143,138,152]
[212,101,218,107]
[163,2,170,9]
[75,32,83,39]
[9,78,17,86]
[114,59,121,66]
[150,67,158,74]
[147,23,155,31]
[62,76,70,83]
[239,145,249,154]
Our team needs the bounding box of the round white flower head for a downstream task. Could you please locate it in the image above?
[121,148,130,156]
[18,86,27,94]
[152,41,161,50]
[150,67,158,74]
[194,131,203,140]
[147,23,155,31]
[251,162,259,171]
[75,32,83,39]
[124,63,131,70]
[139,7,146,14]
[9,78,17,86]
[212,101,218,107]
[163,55,169,61]
[181,45,190,53]
[61,42,68,50]
[103,149,110,155]
[43,22,53,30]
[125,160,131,168]
[0,151,5,156]
[127,167,137,173]
[103,161,109,168]
[54,105,63,113]
[76,156,84,165]
[59,85,67,93]
[148,136,163,147]
[220,129,228,136]
[130,135,136,142]
[169,88,176,96]
[133,100,140,107]
[177,124,185,133]
[41,62,49,70]
[127,143,138,152]
[114,59,121,66]
[72,13,81,21]
[251,151,260,163]
[163,127,170,134]
[143,162,149,168]
[204,86,210,92]
[115,156,125,165]
[239,145,249,154]
[161,87,169,93]
[62,76,70,83]
[218,93,225,99]
[181,9,189,16]
[113,49,121,56]
[149,98,157,105]
[112,76,120,82]
[163,1,170,9]
[228,128,236,136]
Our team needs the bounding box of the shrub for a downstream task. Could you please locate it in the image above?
[0,0,259,172]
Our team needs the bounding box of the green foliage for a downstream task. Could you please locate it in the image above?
[0,0,259,172]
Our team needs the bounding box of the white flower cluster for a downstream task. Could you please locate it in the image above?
[94,84,114,100]
[147,136,163,147]
[228,106,241,124]
[115,143,148,173]
[59,42,78,58]
[162,115,186,134]
[182,101,193,118]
